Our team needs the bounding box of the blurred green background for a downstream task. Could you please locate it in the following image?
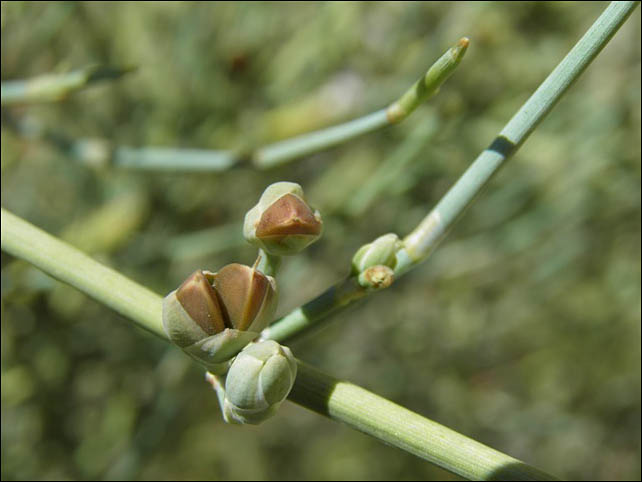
[1,2,640,480]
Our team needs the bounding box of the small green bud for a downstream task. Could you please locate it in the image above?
[162,266,278,374]
[244,182,323,256]
[351,233,402,275]
[221,340,297,425]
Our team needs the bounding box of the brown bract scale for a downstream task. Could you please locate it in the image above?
[214,263,276,332]
[256,193,322,238]
[244,182,323,256]
[176,270,227,334]
[162,265,276,374]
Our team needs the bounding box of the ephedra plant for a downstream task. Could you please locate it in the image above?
[1,2,640,480]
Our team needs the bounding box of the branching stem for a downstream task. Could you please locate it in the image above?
[263,0,639,344]
[6,38,466,171]
[1,65,134,105]
[0,207,556,481]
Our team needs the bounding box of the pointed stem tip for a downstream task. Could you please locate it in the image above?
[452,37,470,61]
[386,36,470,124]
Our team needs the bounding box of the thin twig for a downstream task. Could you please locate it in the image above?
[1,65,134,105]
[252,37,468,169]
[3,39,465,172]
[10,38,465,172]
[2,112,238,171]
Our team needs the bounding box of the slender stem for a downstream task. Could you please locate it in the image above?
[400,0,639,268]
[0,208,164,339]
[252,109,389,168]
[292,362,558,481]
[261,277,368,342]
[1,65,134,105]
[0,207,557,480]
[255,249,282,278]
[2,113,239,171]
[253,37,468,169]
[113,146,238,171]
[8,38,466,172]
[263,0,639,344]
[385,37,469,124]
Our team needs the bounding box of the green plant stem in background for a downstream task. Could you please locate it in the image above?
[385,37,469,124]
[252,37,468,169]
[113,146,238,171]
[0,65,134,105]
[262,0,639,344]
[2,113,239,171]
[252,109,389,168]
[0,208,557,481]
[7,38,466,172]
[3,38,465,172]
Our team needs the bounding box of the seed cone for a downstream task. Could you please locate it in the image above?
[244,182,322,256]
[162,265,278,374]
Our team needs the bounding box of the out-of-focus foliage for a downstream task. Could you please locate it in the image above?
[1,2,640,480]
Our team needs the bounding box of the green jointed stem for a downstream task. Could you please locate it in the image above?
[2,113,238,171]
[386,37,469,123]
[261,277,370,342]
[114,146,238,171]
[261,279,366,342]
[4,39,465,171]
[254,37,468,169]
[263,0,639,344]
[0,208,165,339]
[400,0,639,267]
[292,362,558,481]
[0,207,557,481]
[22,38,463,171]
[253,109,389,168]
[1,65,134,105]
